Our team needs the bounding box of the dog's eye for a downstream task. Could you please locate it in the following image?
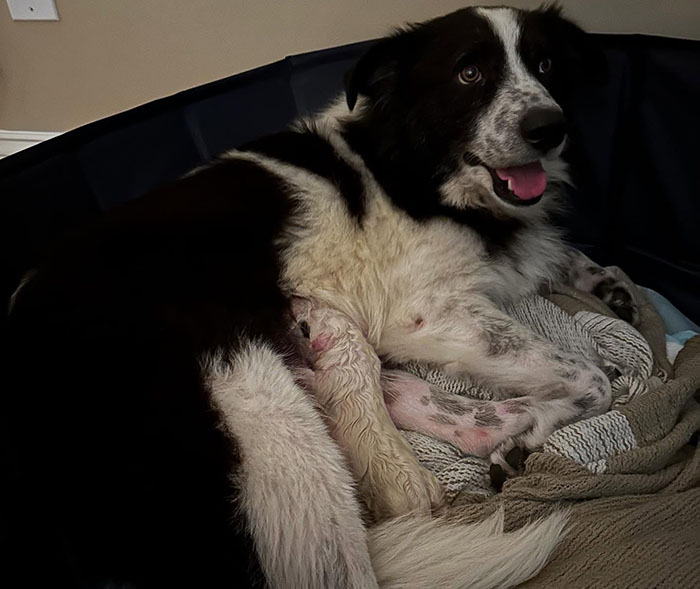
[458,65,482,85]
[538,58,552,74]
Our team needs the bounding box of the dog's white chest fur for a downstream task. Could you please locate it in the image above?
[274,155,566,349]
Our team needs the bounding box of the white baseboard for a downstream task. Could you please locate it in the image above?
[0,130,61,158]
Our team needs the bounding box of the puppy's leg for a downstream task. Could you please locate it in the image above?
[381,298,612,457]
[381,369,535,457]
[204,343,377,589]
[296,302,444,520]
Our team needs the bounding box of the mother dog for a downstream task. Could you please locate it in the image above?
[7,5,607,588]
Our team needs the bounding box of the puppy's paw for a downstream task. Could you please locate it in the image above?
[361,456,444,520]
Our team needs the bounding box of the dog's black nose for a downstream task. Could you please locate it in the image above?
[520,107,567,153]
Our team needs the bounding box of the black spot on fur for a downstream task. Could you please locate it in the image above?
[502,399,529,414]
[474,404,503,428]
[482,321,525,357]
[591,373,607,387]
[574,395,598,414]
[419,395,431,406]
[241,126,366,219]
[544,386,569,400]
[430,388,471,415]
[431,413,458,426]
[555,367,578,380]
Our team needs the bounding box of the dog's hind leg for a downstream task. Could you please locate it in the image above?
[203,343,377,589]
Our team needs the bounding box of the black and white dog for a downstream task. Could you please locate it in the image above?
[7,5,608,588]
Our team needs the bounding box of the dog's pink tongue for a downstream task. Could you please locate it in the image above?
[495,162,547,200]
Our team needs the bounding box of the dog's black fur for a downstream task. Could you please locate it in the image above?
[4,5,604,587]
[5,160,297,587]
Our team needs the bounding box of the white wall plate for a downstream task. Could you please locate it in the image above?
[6,0,60,21]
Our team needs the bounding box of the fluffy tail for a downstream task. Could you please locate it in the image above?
[367,509,568,589]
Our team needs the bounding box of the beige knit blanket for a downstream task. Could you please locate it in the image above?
[399,290,700,588]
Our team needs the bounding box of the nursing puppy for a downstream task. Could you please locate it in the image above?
[7,5,606,588]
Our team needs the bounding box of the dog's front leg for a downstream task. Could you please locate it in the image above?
[294,301,444,521]
[380,298,612,459]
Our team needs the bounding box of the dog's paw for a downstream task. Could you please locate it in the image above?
[568,257,640,325]
[489,446,530,490]
[361,456,445,520]
[490,438,531,473]
[594,278,640,325]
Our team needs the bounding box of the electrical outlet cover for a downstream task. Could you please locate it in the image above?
[6,0,59,21]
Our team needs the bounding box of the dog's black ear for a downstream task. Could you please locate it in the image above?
[344,33,411,111]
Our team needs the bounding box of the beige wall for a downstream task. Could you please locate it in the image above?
[1,0,698,132]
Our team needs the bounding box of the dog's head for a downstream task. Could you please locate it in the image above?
[344,5,605,215]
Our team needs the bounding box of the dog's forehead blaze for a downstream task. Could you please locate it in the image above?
[476,7,522,49]
[476,7,534,78]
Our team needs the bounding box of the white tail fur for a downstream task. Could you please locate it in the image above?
[368,509,568,589]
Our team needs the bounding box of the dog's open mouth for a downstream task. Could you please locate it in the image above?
[467,155,548,206]
[490,162,547,205]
